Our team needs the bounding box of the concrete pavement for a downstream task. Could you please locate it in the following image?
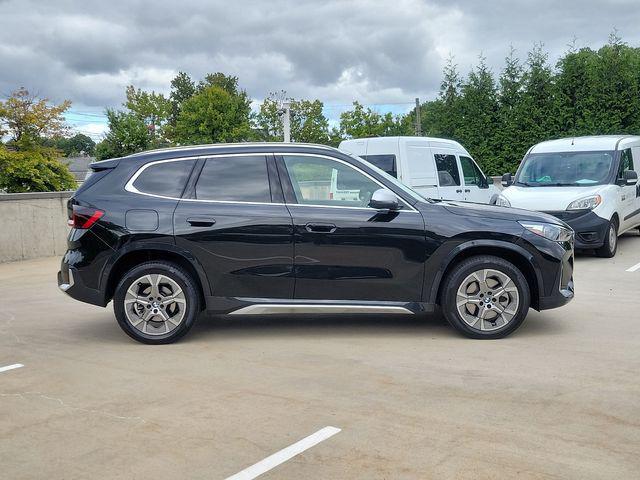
[1,234,639,479]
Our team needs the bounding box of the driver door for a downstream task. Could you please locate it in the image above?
[276,153,427,302]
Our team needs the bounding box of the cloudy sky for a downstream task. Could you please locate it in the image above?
[1,0,639,138]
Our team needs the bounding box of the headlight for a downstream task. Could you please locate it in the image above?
[567,195,601,211]
[519,221,574,242]
[494,194,511,207]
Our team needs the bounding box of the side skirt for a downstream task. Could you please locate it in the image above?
[204,296,435,315]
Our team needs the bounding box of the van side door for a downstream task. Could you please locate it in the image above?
[432,149,464,201]
[618,148,639,230]
[459,155,491,203]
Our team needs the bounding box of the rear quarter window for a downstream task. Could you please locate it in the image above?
[131,160,196,198]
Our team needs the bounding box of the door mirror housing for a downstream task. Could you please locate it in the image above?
[369,188,400,211]
[623,170,638,185]
[501,173,513,187]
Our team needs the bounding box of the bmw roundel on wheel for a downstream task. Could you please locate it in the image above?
[58,142,575,344]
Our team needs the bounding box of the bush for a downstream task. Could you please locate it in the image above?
[0,145,77,193]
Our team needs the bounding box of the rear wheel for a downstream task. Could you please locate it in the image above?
[113,261,200,344]
[595,218,618,258]
[441,255,531,339]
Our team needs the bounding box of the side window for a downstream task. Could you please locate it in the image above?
[195,155,271,202]
[283,155,382,208]
[434,154,461,186]
[132,159,195,198]
[618,149,634,178]
[459,156,480,185]
[361,154,397,178]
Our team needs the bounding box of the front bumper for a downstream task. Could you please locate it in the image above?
[543,210,609,249]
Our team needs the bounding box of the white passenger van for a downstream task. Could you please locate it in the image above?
[496,136,640,257]
[338,136,497,203]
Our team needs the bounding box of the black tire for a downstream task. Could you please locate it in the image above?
[595,218,618,258]
[441,255,531,339]
[113,261,201,344]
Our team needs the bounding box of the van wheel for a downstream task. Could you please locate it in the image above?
[441,255,531,339]
[595,218,618,258]
[113,261,200,344]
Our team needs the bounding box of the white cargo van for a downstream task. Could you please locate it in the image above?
[496,135,640,257]
[339,136,497,203]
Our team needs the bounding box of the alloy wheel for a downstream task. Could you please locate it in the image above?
[455,268,520,332]
[124,274,187,335]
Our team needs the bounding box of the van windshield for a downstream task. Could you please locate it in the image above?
[515,151,615,187]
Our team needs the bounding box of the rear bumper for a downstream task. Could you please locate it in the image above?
[58,257,107,307]
[543,210,609,249]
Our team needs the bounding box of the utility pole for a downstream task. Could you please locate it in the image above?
[415,97,421,136]
[282,101,291,142]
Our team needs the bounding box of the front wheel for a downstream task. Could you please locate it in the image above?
[113,261,201,344]
[441,255,531,339]
[595,219,618,258]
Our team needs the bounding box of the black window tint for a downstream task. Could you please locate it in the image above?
[434,154,460,186]
[619,149,634,178]
[361,154,397,177]
[133,160,195,197]
[195,156,270,202]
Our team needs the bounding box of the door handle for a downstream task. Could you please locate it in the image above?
[305,223,337,233]
[464,189,471,193]
[456,189,463,193]
[187,217,216,227]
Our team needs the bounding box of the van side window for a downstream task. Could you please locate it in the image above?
[459,156,483,185]
[195,156,271,202]
[434,154,461,186]
[132,159,196,198]
[618,149,634,179]
[360,154,397,178]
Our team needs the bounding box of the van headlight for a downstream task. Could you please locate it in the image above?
[567,194,601,211]
[494,194,511,207]
[519,221,574,242]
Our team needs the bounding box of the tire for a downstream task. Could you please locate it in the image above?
[595,218,618,258]
[441,255,531,339]
[113,261,201,344]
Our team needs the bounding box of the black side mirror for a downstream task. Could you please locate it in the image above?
[369,188,399,212]
[623,170,638,185]
[501,173,513,187]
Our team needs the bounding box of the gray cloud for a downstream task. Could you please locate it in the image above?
[1,0,639,114]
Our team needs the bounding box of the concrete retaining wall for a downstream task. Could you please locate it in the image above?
[0,191,72,263]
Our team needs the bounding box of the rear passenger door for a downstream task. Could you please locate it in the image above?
[433,150,464,201]
[173,154,294,300]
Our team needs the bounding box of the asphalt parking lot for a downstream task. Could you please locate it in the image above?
[1,234,640,479]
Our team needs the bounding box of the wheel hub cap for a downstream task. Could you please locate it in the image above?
[124,274,187,336]
[455,268,520,332]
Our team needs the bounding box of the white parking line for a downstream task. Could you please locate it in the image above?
[0,364,24,374]
[224,426,341,480]
[626,261,640,272]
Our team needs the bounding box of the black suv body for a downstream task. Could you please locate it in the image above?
[58,143,574,343]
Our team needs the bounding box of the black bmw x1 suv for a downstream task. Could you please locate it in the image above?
[58,143,574,344]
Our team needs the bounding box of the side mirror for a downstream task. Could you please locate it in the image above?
[369,188,399,211]
[623,170,638,185]
[501,173,513,187]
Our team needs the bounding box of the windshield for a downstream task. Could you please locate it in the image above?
[516,150,614,187]
[345,152,430,203]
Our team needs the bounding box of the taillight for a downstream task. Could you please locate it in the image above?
[68,205,104,229]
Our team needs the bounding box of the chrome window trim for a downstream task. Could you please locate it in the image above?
[124,151,419,213]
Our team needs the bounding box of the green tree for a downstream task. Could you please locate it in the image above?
[49,133,96,157]
[0,144,76,193]
[0,87,71,147]
[95,109,153,160]
[173,85,252,144]
[255,92,331,143]
[338,102,404,139]
[124,85,171,142]
[169,71,196,126]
